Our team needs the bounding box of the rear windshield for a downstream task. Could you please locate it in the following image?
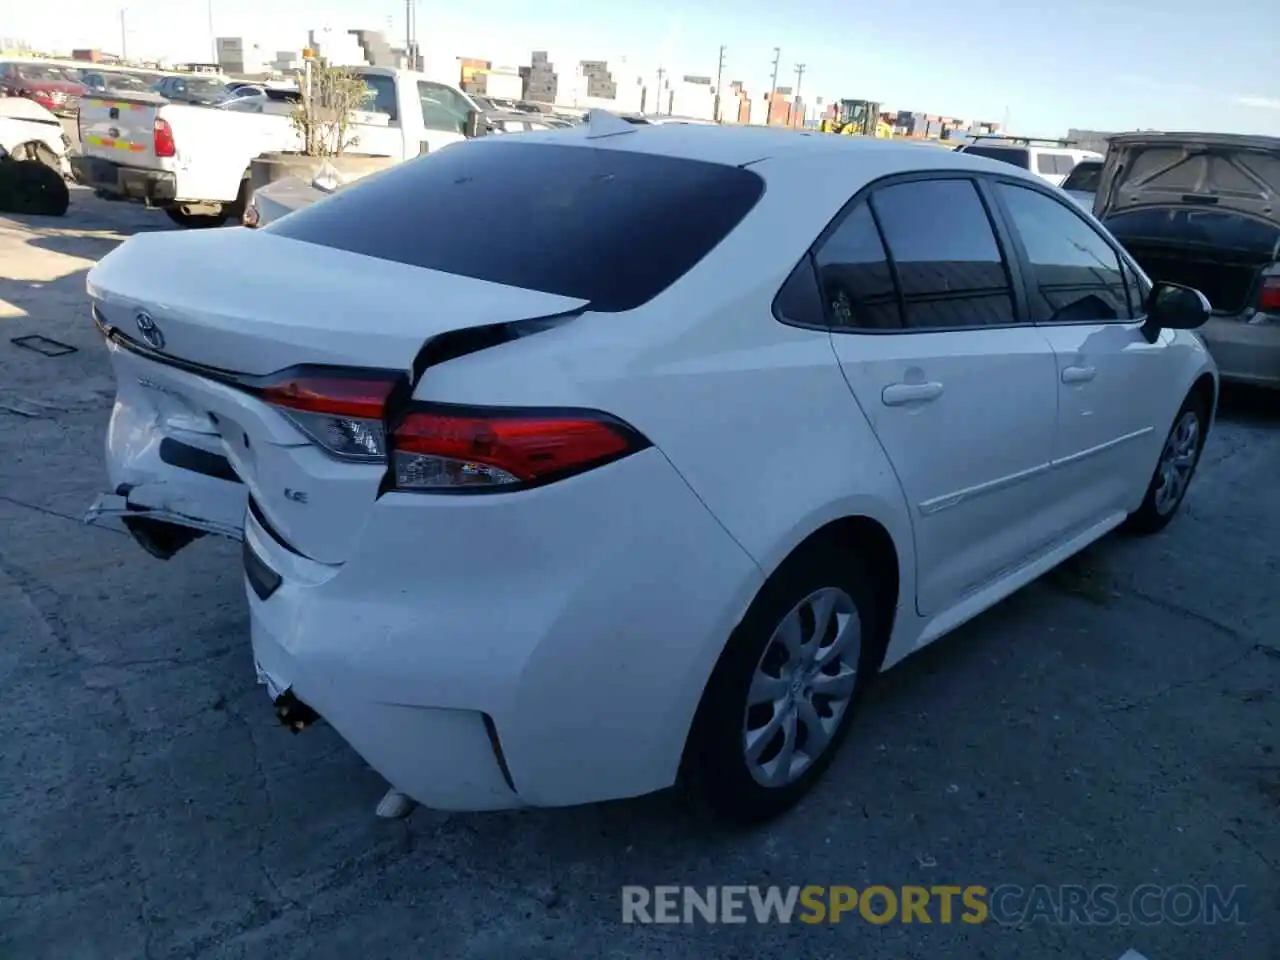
[264,140,766,312]
[1062,161,1102,192]
[961,146,1031,169]
[1104,209,1280,257]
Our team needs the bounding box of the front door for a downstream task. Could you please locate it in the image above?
[814,177,1060,616]
[990,179,1169,544]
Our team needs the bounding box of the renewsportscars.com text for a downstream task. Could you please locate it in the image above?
[621,884,1249,926]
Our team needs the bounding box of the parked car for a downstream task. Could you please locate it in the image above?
[0,96,72,176]
[85,120,1217,824]
[954,136,1102,186]
[77,69,158,96]
[72,66,487,228]
[150,74,232,105]
[1060,157,1102,211]
[223,83,266,100]
[1095,131,1280,388]
[0,61,87,117]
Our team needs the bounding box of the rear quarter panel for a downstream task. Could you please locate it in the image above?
[414,157,919,602]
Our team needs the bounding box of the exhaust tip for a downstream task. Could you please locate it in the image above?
[273,689,320,733]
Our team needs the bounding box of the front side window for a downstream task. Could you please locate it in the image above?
[870,178,1017,329]
[419,81,471,134]
[996,182,1130,322]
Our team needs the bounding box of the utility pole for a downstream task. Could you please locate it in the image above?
[405,0,413,69]
[792,64,805,129]
[119,9,127,60]
[206,0,215,64]
[655,66,666,115]
[769,47,780,99]
[713,44,726,124]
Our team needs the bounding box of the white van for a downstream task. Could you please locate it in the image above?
[954,136,1102,187]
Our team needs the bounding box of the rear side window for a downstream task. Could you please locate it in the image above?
[813,202,901,330]
[265,140,765,313]
[996,182,1130,322]
[1036,153,1059,174]
[962,146,1031,170]
[870,178,1017,328]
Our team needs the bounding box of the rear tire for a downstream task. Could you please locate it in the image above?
[164,206,229,229]
[681,541,881,825]
[1123,392,1208,535]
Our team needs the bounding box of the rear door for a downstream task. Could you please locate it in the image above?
[989,177,1169,540]
[818,175,1060,616]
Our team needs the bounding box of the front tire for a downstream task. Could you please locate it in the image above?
[682,542,881,825]
[1123,393,1208,535]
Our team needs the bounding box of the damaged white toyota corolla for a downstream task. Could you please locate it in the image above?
[86,115,1218,824]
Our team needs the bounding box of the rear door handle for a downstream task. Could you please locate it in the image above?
[882,381,944,406]
[1062,365,1097,384]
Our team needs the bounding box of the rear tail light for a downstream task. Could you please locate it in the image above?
[390,405,649,491]
[153,117,176,158]
[260,371,402,461]
[253,366,648,490]
[1258,277,1280,313]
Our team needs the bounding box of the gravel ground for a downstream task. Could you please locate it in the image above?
[1,191,1277,960]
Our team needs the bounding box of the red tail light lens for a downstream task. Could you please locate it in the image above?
[153,117,176,158]
[1259,277,1280,313]
[261,372,401,461]
[390,405,649,491]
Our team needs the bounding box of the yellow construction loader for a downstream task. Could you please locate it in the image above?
[820,99,892,138]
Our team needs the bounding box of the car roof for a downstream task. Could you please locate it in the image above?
[514,121,1048,181]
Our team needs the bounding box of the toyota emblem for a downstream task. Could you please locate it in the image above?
[135,311,165,350]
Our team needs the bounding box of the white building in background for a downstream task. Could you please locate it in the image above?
[306,27,366,67]
[215,36,270,74]
[667,75,715,121]
[482,66,523,100]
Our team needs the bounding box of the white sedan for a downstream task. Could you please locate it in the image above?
[84,115,1217,824]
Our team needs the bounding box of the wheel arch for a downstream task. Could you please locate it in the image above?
[679,509,907,770]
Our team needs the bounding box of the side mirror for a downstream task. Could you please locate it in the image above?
[1144,280,1211,336]
[464,109,486,139]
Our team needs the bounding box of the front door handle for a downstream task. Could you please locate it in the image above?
[882,381,944,406]
[1062,364,1097,384]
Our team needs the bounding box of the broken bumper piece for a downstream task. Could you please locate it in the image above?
[85,489,243,560]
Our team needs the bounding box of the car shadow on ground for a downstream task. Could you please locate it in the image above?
[1217,383,1280,425]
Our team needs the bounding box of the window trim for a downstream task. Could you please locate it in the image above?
[984,173,1149,327]
[773,170,1032,335]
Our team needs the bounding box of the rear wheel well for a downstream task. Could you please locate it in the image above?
[797,516,901,669]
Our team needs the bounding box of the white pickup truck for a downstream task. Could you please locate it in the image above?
[70,66,486,227]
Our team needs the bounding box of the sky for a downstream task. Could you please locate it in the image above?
[6,0,1280,136]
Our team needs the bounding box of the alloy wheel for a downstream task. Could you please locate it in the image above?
[742,587,862,788]
[1153,409,1200,516]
